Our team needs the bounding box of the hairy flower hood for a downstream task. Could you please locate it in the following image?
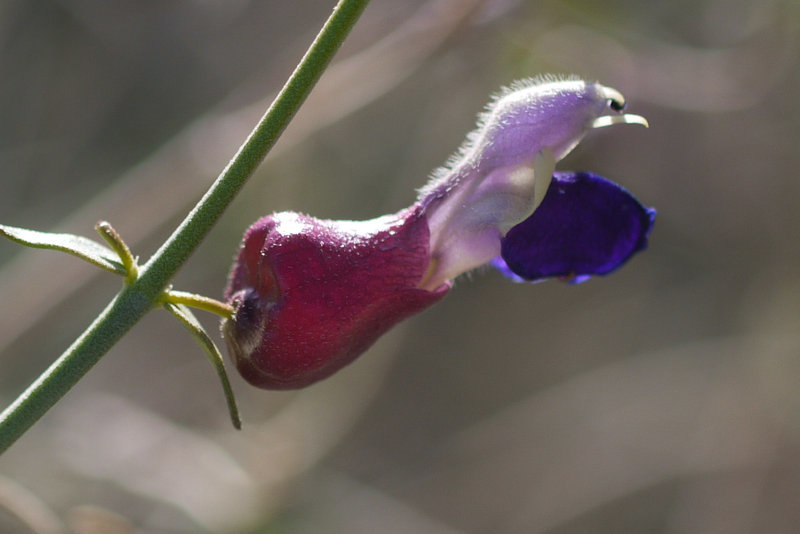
[223,78,655,389]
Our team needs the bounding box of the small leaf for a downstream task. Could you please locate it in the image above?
[96,221,138,282]
[164,302,242,430]
[0,223,126,275]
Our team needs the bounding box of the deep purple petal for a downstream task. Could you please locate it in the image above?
[498,172,655,283]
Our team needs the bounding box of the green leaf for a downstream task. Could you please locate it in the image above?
[0,224,126,275]
[95,221,138,282]
[164,303,242,430]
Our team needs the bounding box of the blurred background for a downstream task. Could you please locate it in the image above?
[1,0,799,532]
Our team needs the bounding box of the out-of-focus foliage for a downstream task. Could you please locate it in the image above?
[1,0,799,532]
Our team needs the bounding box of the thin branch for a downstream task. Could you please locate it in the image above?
[0,0,372,454]
[163,290,234,319]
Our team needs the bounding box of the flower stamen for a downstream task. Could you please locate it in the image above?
[592,114,650,129]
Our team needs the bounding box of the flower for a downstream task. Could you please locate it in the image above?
[223,78,655,389]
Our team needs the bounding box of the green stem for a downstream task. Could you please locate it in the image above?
[0,0,371,455]
[163,290,234,319]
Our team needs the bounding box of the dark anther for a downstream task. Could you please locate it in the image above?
[609,98,625,112]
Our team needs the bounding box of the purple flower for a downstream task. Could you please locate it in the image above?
[223,78,655,389]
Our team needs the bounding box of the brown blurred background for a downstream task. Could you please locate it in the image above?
[1,0,799,532]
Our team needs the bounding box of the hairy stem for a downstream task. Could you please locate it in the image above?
[164,290,234,319]
[0,0,371,454]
